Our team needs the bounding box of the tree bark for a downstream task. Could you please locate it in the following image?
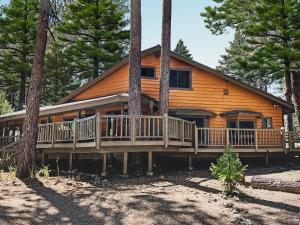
[284,59,294,131]
[128,0,141,116]
[159,0,172,115]
[128,0,142,174]
[251,176,300,194]
[291,71,300,128]
[17,0,49,178]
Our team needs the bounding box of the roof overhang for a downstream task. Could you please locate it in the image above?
[220,110,264,118]
[169,108,216,117]
[0,93,129,122]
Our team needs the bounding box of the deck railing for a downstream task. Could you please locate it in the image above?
[76,116,96,141]
[0,135,21,148]
[2,116,298,152]
[197,127,283,150]
[168,116,194,145]
[35,114,194,148]
[31,115,298,151]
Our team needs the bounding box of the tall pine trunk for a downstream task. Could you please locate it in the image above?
[291,71,300,128]
[159,0,171,115]
[284,59,294,131]
[17,0,49,178]
[128,0,141,116]
[128,0,142,174]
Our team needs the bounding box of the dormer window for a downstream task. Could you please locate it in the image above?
[141,66,156,78]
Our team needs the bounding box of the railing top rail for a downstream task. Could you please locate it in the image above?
[197,128,282,131]
[76,115,96,122]
[257,128,282,131]
[198,127,227,130]
[101,115,132,118]
[38,123,53,127]
[168,116,183,121]
[136,115,164,119]
[54,121,74,125]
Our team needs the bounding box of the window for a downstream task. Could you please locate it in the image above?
[141,67,155,78]
[263,117,272,129]
[227,120,255,129]
[239,121,255,129]
[169,69,191,89]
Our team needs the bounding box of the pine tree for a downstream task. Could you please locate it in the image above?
[201,0,300,130]
[0,0,39,110]
[57,0,130,80]
[17,0,50,178]
[174,39,193,59]
[0,91,13,115]
[42,41,81,105]
[210,146,247,195]
[217,29,275,91]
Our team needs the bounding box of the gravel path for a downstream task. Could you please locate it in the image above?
[0,168,299,225]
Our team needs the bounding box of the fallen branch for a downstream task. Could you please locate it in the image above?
[250,176,300,194]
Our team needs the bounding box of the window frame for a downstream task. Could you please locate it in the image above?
[227,119,256,129]
[169,68,192,90]
[262,117,273,129]
[141,66,157,79]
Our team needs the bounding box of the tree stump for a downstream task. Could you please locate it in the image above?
[250,176,300,194]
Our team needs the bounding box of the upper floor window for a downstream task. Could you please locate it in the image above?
[263,117,272,129]
[169,69,192,89]
[141,66,155,78]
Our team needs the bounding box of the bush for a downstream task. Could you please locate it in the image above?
[210,146,247,195]
[0,91,13,115]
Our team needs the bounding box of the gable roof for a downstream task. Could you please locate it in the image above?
[57,45,294,112]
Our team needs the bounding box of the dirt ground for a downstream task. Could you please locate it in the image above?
[0,161,300,225]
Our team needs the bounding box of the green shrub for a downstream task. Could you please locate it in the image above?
[210,146,247,195]
[39,164,50,180]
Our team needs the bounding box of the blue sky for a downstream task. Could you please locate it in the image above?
[0,0,234,68]
[142,0,234,67]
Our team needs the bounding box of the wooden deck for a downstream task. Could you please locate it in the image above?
[0,114,299,175]
[1,114,298,154]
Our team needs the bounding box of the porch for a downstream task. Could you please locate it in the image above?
[1,114,298,153]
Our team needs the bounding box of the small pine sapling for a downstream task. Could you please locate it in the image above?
[210,146,247,195]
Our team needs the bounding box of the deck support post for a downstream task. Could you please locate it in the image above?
[146,151,153,176]
[188,154,193,171]
[41,151,45,166]
[288,132,293,151]
[265,150,269,166]
[101,153,107,177]
[123,152,128,177]
[69,153,73,171]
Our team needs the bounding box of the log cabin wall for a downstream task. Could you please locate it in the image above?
[69,53,283,129]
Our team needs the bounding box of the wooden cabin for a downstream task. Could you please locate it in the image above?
[0,45,299,175]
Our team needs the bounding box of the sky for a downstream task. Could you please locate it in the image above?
[141,0,234,68]
[0,0,234,68]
